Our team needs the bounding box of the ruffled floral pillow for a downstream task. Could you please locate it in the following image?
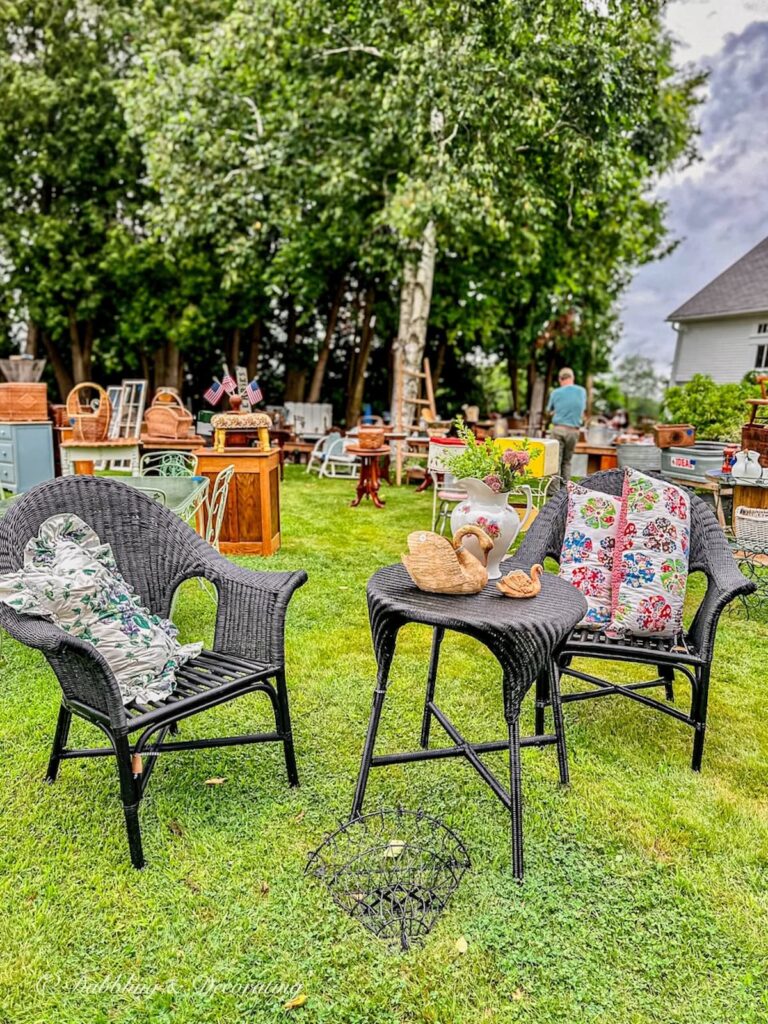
[607,469,690,638]
[559,483,622,629]
[0,514,202,705]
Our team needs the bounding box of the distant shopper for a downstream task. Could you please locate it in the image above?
[546,367,587,488]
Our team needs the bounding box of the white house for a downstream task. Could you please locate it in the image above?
[668,235,768,385]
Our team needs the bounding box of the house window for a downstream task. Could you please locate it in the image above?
[757,322,768,335]
[756,344,768,369]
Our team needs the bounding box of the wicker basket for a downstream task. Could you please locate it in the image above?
[66,382,111,442]
[734,506,768,545]
[144,390,193,439]
[357,426,386,450]
[0,382,48,421]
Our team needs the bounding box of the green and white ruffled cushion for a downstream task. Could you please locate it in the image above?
[0,513,201,705]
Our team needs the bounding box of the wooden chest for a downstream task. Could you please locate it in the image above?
[653,424,696,448]
[194,447,281,556]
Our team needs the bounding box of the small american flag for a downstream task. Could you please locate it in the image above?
[203,379,224,406]
[221,372,238,395]
[246,378,263,405]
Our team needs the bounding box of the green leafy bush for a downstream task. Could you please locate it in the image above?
[662,374,760,442]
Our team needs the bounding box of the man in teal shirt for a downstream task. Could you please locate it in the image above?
[546,367,586,488]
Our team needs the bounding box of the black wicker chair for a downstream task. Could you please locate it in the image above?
[0,476,307,868]
[515,469,754,771]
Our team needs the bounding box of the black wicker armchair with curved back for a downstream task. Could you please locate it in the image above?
[0,476,307,868]
[515,469,754,771]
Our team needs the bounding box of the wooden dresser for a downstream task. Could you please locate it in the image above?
[193,447,281,556]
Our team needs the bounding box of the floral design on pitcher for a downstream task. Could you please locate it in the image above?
[474,515,501,539]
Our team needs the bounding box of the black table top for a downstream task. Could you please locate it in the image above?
[366,560,587,720]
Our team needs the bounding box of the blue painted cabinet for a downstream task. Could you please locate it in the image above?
[0,422,55,493]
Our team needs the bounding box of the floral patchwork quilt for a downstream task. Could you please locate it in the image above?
[558,482,622,629]
[607,470,690,638]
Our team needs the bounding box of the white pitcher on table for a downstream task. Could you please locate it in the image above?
[733,449,763,480]
[450,478,533,580]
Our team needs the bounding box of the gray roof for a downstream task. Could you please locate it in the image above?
[667,235,768,321]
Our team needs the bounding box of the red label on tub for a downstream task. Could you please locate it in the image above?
[670,456,696,469]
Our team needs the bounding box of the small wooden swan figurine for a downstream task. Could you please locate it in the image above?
[402,524,494,595]
[497,564,544,599]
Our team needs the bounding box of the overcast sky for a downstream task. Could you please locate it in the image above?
[616,0,768,374]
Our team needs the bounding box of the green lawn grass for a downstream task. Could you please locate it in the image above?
[1,466,767,1024]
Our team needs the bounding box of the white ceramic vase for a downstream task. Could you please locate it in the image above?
[450,478,531,580]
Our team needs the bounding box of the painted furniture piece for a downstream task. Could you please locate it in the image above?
[60,438,140,476]
[139,450,198,477]
[347,445,389,508]
[353,562,587,878]
[0,421,55,493]
[193,447,281,556]
[121,475,209,524]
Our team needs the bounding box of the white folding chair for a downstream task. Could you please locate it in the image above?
[306,432,341,475]
[319,435,360,478]
[427,440,467,532]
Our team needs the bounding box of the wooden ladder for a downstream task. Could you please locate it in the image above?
[393,354,438,484]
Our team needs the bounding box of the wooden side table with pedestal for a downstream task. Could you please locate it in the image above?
[193,447,281,555]
[347,445,389,509]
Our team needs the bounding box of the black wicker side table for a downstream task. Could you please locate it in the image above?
[352,562,587,878]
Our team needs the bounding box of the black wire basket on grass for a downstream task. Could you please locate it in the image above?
[306,807,470,951]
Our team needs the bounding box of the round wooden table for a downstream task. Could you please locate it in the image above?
[347,445,390,509]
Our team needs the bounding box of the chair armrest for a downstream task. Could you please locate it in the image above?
[688,559,755,661]
[201,553,308,667]
[0,607,127,727]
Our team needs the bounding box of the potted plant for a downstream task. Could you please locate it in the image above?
[442,419,531,579]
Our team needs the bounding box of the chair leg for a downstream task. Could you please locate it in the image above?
[691,667,710,772]
[659,664,675,702]
[351,656,393,819]
[115,735,144,869]
[548,661,570,786]
[508,719,524,880]
[274,670,299,788]
[45,702,72,783]
[420,627,444,748]
[534,669,550,737]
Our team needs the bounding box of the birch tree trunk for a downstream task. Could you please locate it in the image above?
[390,220,436,428]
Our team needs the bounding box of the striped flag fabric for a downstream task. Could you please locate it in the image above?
[246,378,263,405]
[221,372,238,395]
[203,379,224,406]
